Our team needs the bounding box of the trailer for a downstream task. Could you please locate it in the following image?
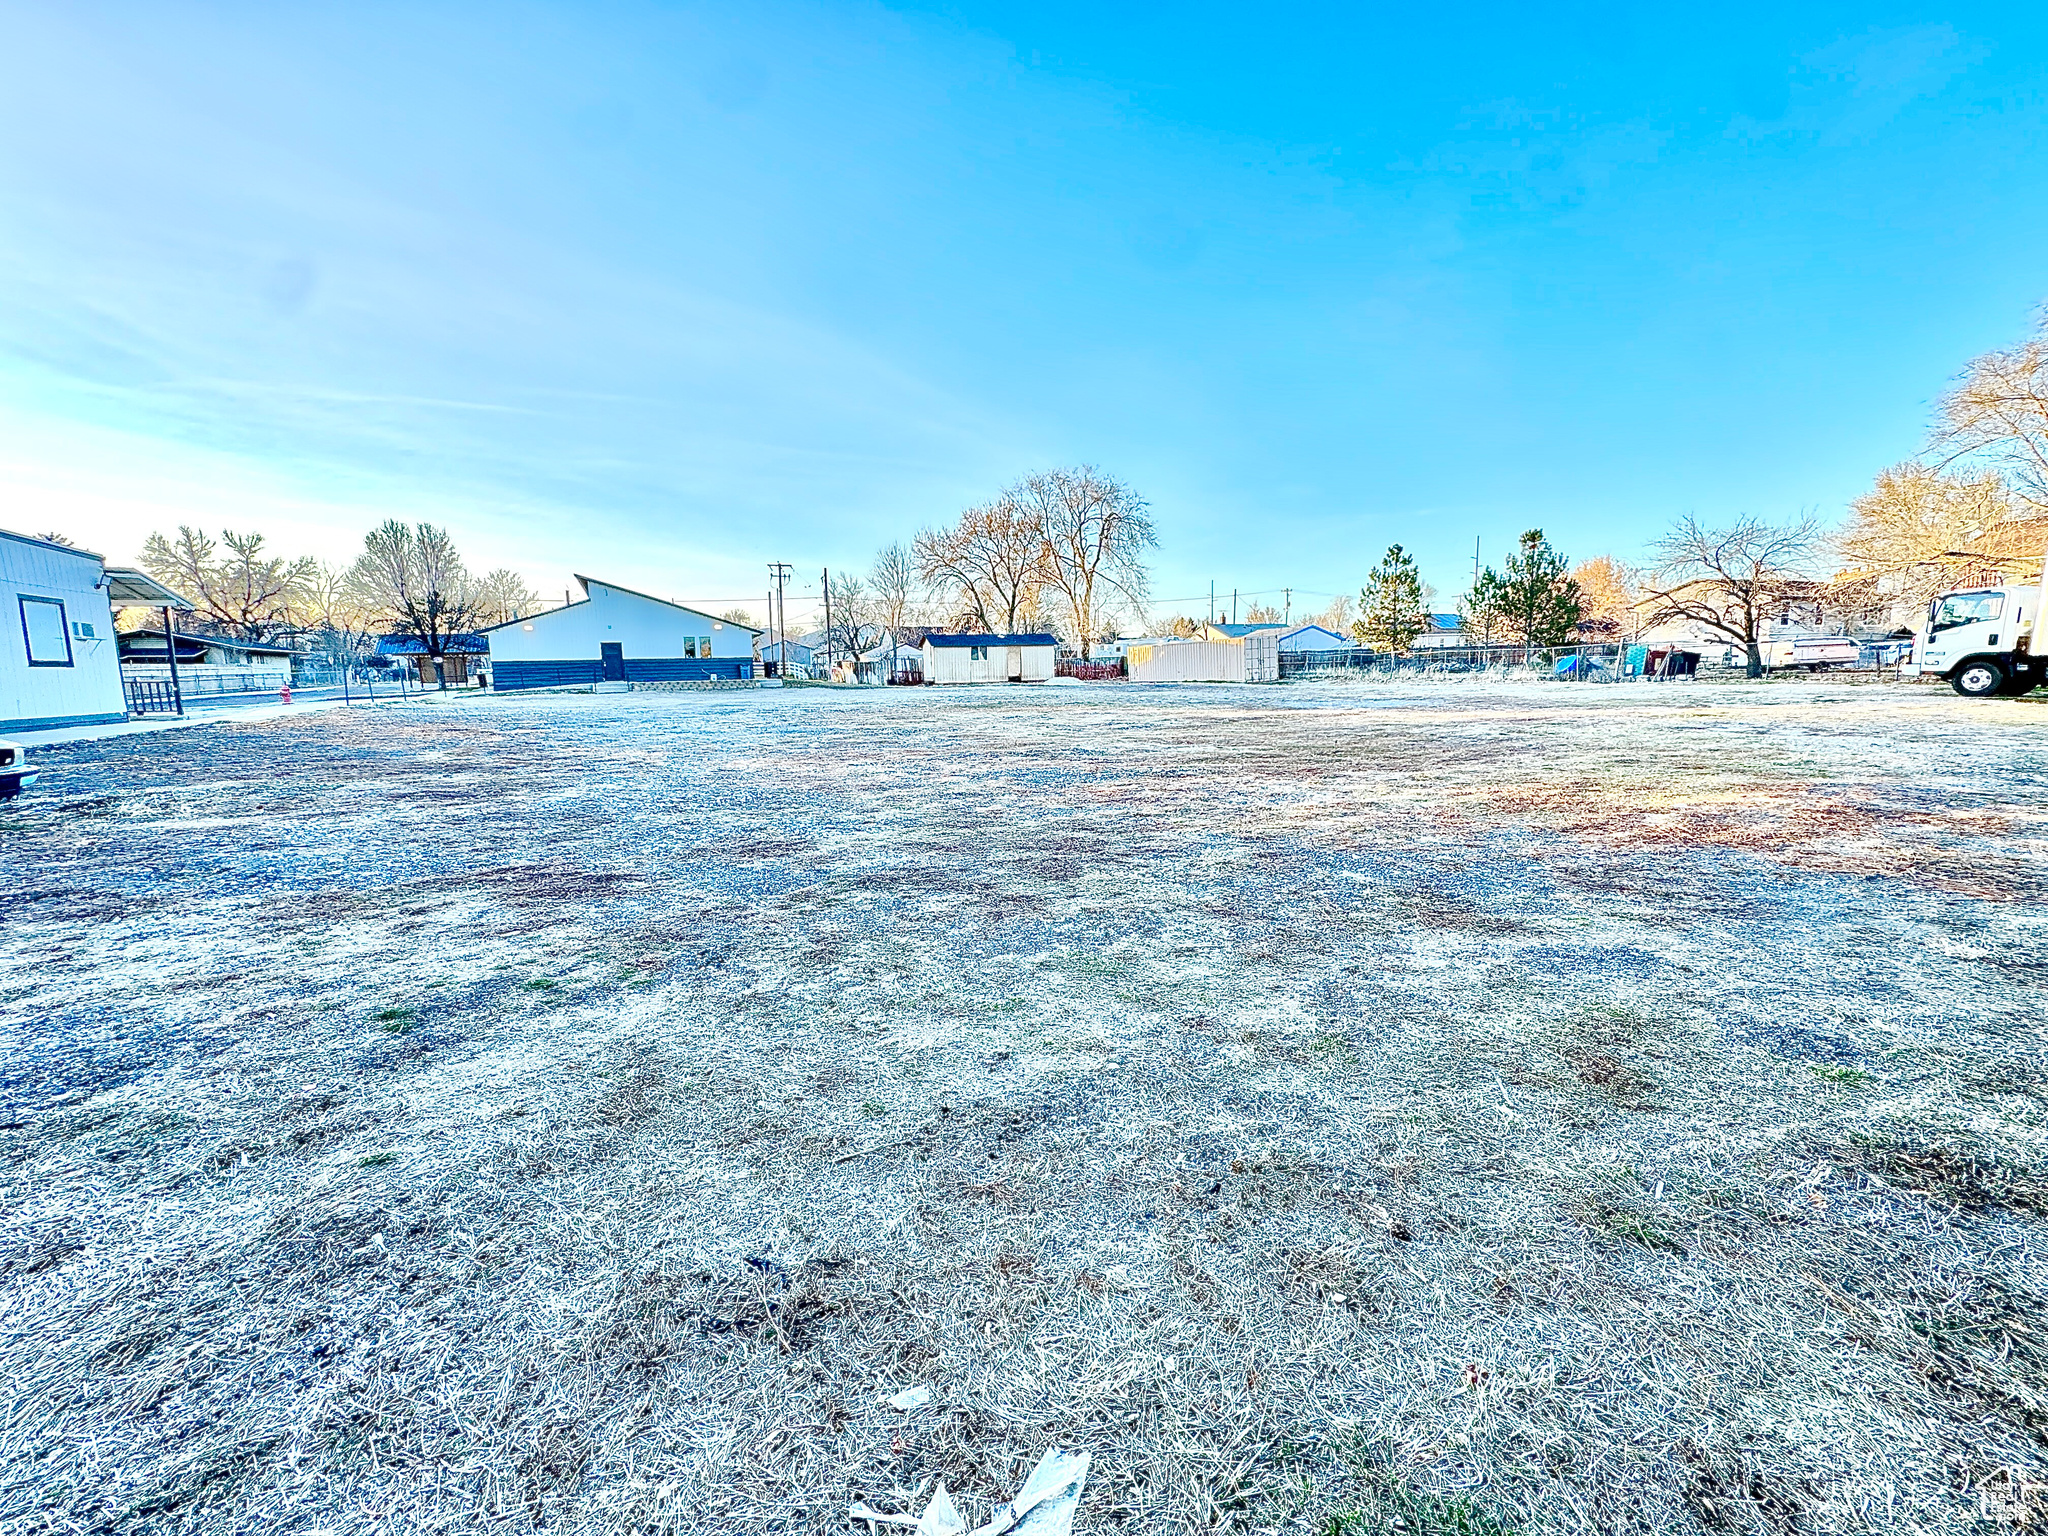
[1779,636,1860,671]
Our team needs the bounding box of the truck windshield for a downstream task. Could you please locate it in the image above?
[1931,591,2004,632]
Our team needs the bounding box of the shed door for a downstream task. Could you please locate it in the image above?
[1006,645,1023,681]
[601,642,625,681]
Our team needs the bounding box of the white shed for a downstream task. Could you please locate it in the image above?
[2,530,128,732]
[921,632,1057,684]
[482,575,762,689]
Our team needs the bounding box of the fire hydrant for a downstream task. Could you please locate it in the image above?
[280,683,293,705]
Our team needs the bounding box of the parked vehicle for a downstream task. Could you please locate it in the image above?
[0,738,35,799]
[1913,556,2048,696]
[1780,636,1860,671]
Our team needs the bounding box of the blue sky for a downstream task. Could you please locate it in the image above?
[2,2,2045,622]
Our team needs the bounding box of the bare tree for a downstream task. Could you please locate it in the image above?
[139,526,318,642]
[913,495,1046,633]
[349,521,485,689]
[296,562,380,669]
[867,541,919,638]
[1642,514,1824,678]
[472,568,542,628]
[1931,309,2048,512]
[1305,594,1354,635]
[720,607,758,628]
[821,572,888,671]
[1020,467,1155,659]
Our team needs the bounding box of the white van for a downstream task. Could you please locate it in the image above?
[0,738,35,799]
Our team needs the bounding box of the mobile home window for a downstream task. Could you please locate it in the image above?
[969,645,988,660]
[685,636,700,658]
[19,596,72,667]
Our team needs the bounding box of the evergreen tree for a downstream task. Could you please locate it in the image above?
[1469,530,1585,646]
[1351,544,1430,651]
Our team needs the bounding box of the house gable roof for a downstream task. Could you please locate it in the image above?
[477,575,764,635]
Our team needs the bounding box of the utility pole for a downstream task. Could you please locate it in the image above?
[1284,588,1291,625]
[767,562,792,675]
[822,568,833,679]
[1209,579,1215,625]
[1472,536,1481,593]
[1232,588,1238,625]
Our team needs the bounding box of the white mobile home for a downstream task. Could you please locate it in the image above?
[921,633,1056,684]
[3,531,129,732]
[483,576,762,690]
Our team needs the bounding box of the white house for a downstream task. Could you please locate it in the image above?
[2,531,179,732]
[1410,614,1469,650]
[1275,623,1349,651]
[482,576,762,689]
[921,632,1057,684]
[117,629,300,673]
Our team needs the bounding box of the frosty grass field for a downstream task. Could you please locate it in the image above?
[5,677,2048,1535]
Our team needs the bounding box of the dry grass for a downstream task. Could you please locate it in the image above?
[3,677,2047,1533]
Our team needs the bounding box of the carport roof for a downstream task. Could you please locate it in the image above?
[103,568,195,609]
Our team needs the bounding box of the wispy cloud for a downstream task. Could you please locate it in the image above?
[1730,24,1984,145]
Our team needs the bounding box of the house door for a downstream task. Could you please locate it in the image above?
[601,642,625,681]
[1006,645,1023,681]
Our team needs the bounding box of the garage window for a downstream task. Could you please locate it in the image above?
[969,645,988,661]
[19,595,72,667]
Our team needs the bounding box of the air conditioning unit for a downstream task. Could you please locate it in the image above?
[71,620,96,639]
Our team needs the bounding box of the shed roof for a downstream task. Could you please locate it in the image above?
[0,527,104,561]
[376,633,491,656]
[121,628,298,656]
[923,632,1058,647]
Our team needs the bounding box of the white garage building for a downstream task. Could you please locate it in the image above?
[483,575,761,690]
[3,531,189,732]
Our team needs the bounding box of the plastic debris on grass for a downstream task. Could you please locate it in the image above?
[852,1447,1092,1535]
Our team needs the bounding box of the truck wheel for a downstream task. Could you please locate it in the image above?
[1953,660,2007,697]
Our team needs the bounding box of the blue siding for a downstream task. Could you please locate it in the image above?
[0,709,127,733]
[494,657,752,690]
[624,658,750,682]
[494,659,603,690]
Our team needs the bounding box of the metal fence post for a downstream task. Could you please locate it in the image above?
[162,604,185,716]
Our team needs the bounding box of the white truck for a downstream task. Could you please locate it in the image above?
[1913,558,2048,696]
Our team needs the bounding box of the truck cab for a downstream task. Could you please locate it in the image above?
[1914,582,2041,696]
